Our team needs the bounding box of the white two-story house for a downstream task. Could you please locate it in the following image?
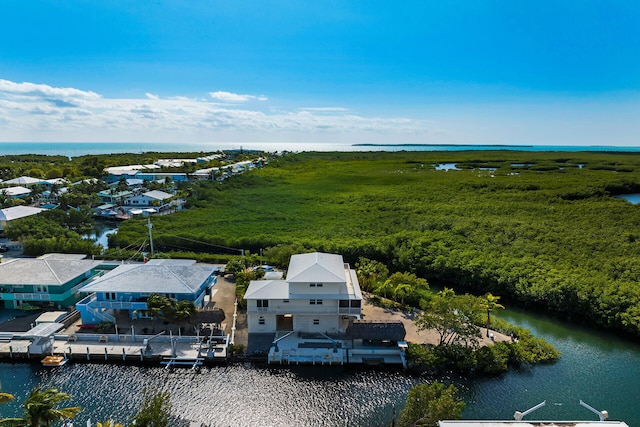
[244,252,362,334]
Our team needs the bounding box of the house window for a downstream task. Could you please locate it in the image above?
[283,299,289,303]
[350,300,361,308]
[313,319,320,325]
[258,317,265,325]
[316,299,322,305]
[339,300,349,307]
[310,283,323,287]
[257,299,269,308]
[310,299,323,305]
[316,283,323,287]
[310,283,315,287]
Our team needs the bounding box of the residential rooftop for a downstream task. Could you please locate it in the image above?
[0,254,103,286]
[79,259,216,294]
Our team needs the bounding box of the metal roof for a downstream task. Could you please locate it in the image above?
[3,176,43,185]
[0,206,45,222]
[244,280,289,300]
[142,190,173,200]
[79,262,216,294]
[1,186,31,197]
[286,252,347,283]
[23,322,64,338]
[0,256,102,286]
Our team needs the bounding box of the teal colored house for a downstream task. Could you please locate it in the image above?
[0,254,115,309]
[76,259,217,325]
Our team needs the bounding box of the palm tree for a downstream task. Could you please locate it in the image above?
[0,390,20,426]
[0,392,14,404]
[393,282,413,305]
[22,386,81,427]
[481,293,505,337]
[175,300,197,333]
[375,279,395,299]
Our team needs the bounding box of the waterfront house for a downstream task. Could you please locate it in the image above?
[124,190,174,207]
[76,259,218,325]
[0,206,46,231]
[244,252,362,334]
[97,189,134,205]
[0,254,111,309]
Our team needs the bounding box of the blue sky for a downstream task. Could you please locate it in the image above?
[0,0,638,146]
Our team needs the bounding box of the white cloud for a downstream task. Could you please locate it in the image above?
[209,91,268,102]
[299,107,350,112]
[0,79,100,100]
[0,78,432,142]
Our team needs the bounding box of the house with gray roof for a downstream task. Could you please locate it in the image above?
[76,259,217,325]
[0,206,46,231]
[2,176,44,187]
[0,253,112,309]
[123,190,175,208]
[0,186,31,199]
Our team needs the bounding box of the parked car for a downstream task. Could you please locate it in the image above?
[0,244,8,252]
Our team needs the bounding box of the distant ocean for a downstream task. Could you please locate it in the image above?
[1,142,639,157]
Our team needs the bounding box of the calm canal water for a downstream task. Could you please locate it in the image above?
[0,307,638,426]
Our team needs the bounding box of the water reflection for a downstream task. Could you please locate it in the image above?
[1,307,639,425]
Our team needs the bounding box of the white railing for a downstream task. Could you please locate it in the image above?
[13,293,51,301]
[86,304,116,323]
[92,301,147,310]
[249,306,361,315]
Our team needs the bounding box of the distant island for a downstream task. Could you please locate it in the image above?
[352,143,534,147]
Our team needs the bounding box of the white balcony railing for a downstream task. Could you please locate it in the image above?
[248,306,361,316]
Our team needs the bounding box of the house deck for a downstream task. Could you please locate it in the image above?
[266,332,406,366]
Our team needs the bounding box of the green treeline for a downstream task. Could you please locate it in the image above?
[112,151,640,335]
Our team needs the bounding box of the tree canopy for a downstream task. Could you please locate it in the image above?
[106,150,640,336]
[415,288,483,347]
[398,382,465,427]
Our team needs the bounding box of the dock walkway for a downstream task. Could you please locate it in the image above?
[0,332,228,365]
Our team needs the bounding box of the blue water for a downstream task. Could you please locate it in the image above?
[616,194,640,204]
[1,306,639,426]
[1,142,640,156]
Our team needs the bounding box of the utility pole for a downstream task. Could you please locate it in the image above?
[147,217,155,256]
